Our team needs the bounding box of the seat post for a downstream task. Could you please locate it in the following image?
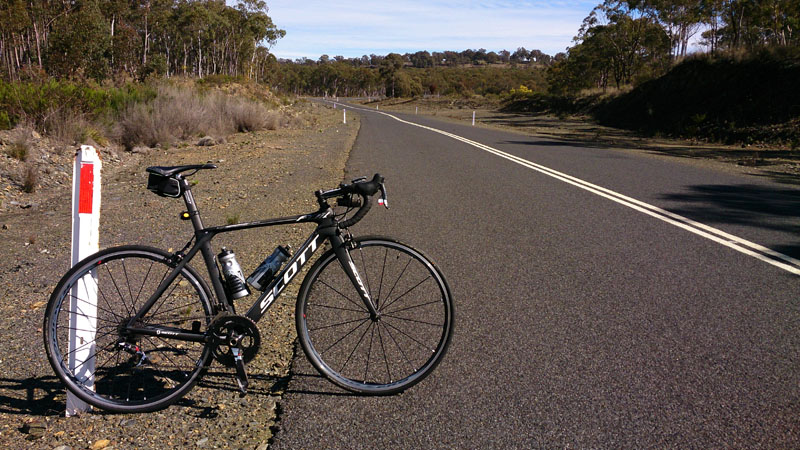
[180,178,205,232]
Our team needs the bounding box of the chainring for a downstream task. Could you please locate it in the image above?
[209,314,261,367]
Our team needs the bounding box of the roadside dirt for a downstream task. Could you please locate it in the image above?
[364,97,800,185]
[0,100,358,449]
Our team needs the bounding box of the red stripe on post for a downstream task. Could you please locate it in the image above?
[78,163,94,214]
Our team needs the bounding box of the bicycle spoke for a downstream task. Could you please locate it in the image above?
[376,247,388,309]
[364,325,376,382]
[121,259,136,311]
[382,257,412,307]
[148,300,204,321]
[310,316,369,332]
[68,291,122,323]
[306,302,366,313]
[383,313,444,328]
[148,276,185,319]
[317,279,368,312]
[133,260,157,305]
[153,335,200,367]
[377,324,393,382]
[339,320,374,374]
[320,318,370,355]
[381,275,432,311]
[379,321,414,374]
[105,264,135,317]
[382,320,436,354]
[385,299,442,316]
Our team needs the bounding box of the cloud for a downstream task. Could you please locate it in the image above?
[265,0,597,59]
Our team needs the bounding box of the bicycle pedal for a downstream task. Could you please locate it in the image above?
[232,347,249,397]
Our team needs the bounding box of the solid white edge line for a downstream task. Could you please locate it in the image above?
[329,100,800,276]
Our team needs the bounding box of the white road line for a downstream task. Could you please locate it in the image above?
[332,101,800,276]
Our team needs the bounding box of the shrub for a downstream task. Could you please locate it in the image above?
[6,132,30,161]
[23,165,37,193]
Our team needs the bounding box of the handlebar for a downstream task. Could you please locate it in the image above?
[316,174,387,228]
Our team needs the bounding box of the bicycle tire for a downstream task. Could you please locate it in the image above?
[296,236,453,394]
[43,245,215,413]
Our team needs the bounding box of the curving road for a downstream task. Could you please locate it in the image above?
[271,103,800,448]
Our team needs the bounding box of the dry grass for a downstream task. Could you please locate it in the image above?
[22,164,37,193]
[5,131,30,161]
[43,109,110,148]
[114,85,283,150]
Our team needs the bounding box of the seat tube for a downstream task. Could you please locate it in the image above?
[182,180,231,310]
[330,234,380,318]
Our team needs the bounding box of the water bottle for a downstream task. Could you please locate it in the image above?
[247,246,291,291]
[218,248,250,299]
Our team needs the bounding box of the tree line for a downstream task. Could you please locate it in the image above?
[0,0,284,82]
[266,50,552,98]
[548,0,800,94]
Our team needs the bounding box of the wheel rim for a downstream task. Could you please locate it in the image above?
[300,240,452,392]
[48,250,212,409]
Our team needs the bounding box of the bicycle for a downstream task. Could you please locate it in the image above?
[43,164,454,413]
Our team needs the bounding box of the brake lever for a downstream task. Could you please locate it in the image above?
[378,183,389,209]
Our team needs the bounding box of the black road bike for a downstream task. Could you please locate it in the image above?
[43,164,453,412]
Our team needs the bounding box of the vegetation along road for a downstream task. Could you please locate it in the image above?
[272,101,800,448]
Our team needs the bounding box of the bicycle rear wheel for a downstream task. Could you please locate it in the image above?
[296,236,453,394]
[43,245,214,413]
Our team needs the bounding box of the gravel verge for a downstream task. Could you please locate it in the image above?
[0,101,358,449]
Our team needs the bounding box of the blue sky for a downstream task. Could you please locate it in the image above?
[264,1,600,60]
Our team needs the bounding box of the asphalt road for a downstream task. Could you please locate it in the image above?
[272,103,800,448]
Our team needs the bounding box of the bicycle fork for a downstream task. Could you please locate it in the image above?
[331,234,380,320]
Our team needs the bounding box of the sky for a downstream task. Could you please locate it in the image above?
[263,1,601,60]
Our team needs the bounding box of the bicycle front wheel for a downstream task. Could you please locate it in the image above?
[43,245,214,413]
[296,236,453,394]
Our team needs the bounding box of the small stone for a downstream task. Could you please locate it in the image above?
[31,130,41,139]
[131,146,150,154]
[90,439,111,450]
[2,224,7,229]
[52,446,71,450]
[118,418,136,427]
[196,437,209,446]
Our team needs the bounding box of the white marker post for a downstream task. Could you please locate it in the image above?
[415,106,418,114]
[67,145,102,416]
[472,111,476,126]
[343,109,347,124]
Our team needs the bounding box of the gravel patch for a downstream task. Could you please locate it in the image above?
[0,101,358,449]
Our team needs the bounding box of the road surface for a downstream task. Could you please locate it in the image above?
[271,103,800,448]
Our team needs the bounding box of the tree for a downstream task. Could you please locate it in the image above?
[551,3,670,93]
[379,52,404,97]
[46,1,110,80]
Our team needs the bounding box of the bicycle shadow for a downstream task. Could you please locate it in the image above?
[0,369,362,419]
[0,375,66,416]
[281,371,360,397]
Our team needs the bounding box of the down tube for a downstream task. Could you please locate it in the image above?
[245,232,324,322]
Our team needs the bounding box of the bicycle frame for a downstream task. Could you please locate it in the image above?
[125,177,378,344]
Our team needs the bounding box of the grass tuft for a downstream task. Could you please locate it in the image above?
[23,165,37,193]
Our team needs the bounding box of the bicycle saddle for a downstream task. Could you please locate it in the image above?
[146,164,217,177]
